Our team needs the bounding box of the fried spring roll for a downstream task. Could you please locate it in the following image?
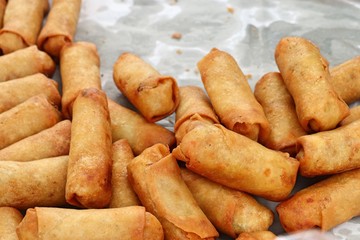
[37,0,82,58]
[236,231,276,240]
[60,41,101,118]
[0,95,61,150]
[66,88,112,209]
[339,105,360,126]
[108,99,175,155]
[113,52,180,122]
[0,0,48,54]
[172,122,299,201]
[0,156,68,209]
[0,0,6,28]
[275,36,349,132]
[180,168,273,238]
[197,48,270,141]
[0,207,23,240]
[16,206,164,240]
[254,72,306,155]
[127,144,219,239]
[0,120,71,161]
[276,168,360,232]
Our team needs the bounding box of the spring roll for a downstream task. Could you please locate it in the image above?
[236,231,276,240]
[0,156,68,209]
[109,139,140,208]
[197,48,270,141]
[16,206,164,240]
[0,0,6,28]
[113,52,180,122]
[0,120,71,161]
[0,0,48,54]
[0,95,62,150]
[37,0,82,59]
[66,88,112,209]
[276,168,360,232]
[339,105,360,126]
[254,72,306,155]
[108,99,175,155]
[60,41,101,118]
[127,144,219,239]
[275,36,349,132]
[0,207,23,240]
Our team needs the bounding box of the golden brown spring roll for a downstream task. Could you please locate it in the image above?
[0,73,61,113]
[108,99,175,155]
[254,72,306,155]
[0,0,48,54]
[0,0,6,28]
[109,139,140,208]
[297,120,360,177]
[339,105,360,126]
[180,168,273,238]
[37,0,82,58]
[277,168,360,232]
[0,95,62,150]
[60,41,101,118]
[113,52,180,122]
[236,231,277,240]
[0,120,71,161]
[0,46,55,82]
[66,88,112,209]
[172,121,299,201]
[0,207,23,240]
[127,144,219,239]
[197,48,270,141]
[0,156,68,209]
[16,206,164,240]
[175,86,219,144]
[275,36,349,132]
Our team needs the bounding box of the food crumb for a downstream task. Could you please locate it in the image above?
[169,0,177,5]
[172,32,182,40]
[176,49,183,55]
[245,74,252,80]
[227,6,234,14]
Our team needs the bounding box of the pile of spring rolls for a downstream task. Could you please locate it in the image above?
[0,1,359,240]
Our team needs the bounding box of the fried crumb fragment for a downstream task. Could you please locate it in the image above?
[171,32,182,40]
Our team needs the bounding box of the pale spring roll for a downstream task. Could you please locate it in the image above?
[60,41,101,118]
[0,120,71,161]
[109,139,140,208]
[0,94,62,150]
[37,0,82,58]
[254,72,306,155]
[236,231,276,240]
[127,144,219,239]
[339,105,360,126]
[277,168,360,232]
[275,36,349,132]
[0,207,23,240]
[0,0,48,54]
[197,48,270,141]
[0,0,6,28]
[66,88,112,209]
[16,206,164,240]
[0,46,55,82]
[180,168,273,238]
[108,99,175,155]
[113,52,180,122]
[0,156,68,209]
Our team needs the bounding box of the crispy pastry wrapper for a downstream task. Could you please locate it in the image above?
[339,105,360,126]
[236,231,277,240]
[197,48,270,141]
[276,168,360,232]
[0,0,6,28]
[127,143,219,239]
[0,207,23,240]
[16,206,164,240]
[275,36,349,132]
[113,52,180,122]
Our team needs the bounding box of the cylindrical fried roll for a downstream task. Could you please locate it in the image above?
[0,95,62,150]
[60,41,101,118]
[254,72,306,155]
[0,73,61,113]
[0,0,48,54]
[180,168,273,238]
[275,36,349,132]
[16,206,164,240]
[236,231,276,240]
[197,48,270,141]
[127,144,219,239]
[109,139,140,208]
[113,52,180,122]
[37,0,82,59]
[339,105,360,126]
[172,122,299,201]
[0,207,23,240]
[0,46,55,82]
[0,0,6,28]
[277,168,360,232]
[66,88,112,209]
[0,120,71,161]
[0,156,68,209]
[108,99,175,155]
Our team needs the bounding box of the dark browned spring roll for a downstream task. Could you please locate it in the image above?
[0,0,6,28]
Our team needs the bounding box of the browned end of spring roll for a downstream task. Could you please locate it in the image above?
[0,207,23,240]
[236,231,277,240]
[0,0,6,28]
[339,105,360,126]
